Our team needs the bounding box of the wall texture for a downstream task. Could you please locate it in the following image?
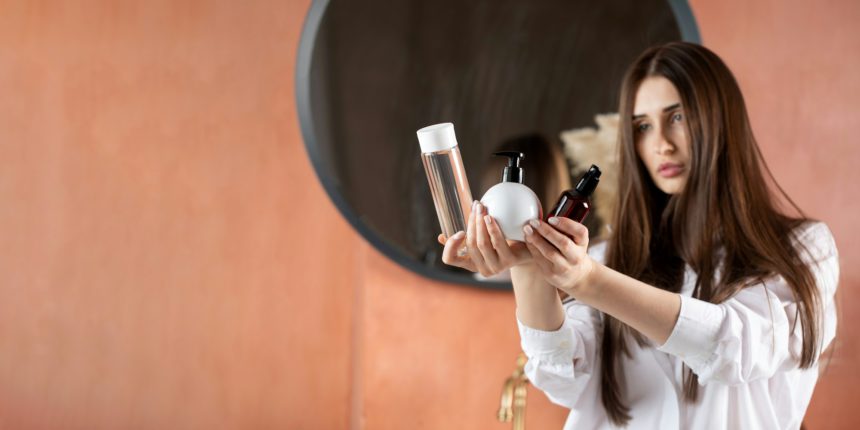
[688,1,860,426]
[0,1,856,429]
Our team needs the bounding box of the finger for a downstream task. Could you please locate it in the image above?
[441,231,476,271]
[437,233,446,245]
[483,214,516,263]
[547,217,590,247]
[476,212,501,271]
[523,227,555,274]
[523,223,567,267]
[466,201,488,271]
[530,219,577,258]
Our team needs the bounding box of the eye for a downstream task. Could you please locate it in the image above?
[635,122,651,134]
[670,112,683,123]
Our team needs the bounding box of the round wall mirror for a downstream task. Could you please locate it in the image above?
[296,0,700,288]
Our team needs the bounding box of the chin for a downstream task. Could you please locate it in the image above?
[655,180,685,195]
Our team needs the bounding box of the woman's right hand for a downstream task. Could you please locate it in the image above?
[437,201,532,277]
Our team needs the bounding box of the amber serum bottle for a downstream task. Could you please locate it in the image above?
[546,165,601,223]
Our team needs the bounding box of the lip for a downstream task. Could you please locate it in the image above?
[657,163,685,178]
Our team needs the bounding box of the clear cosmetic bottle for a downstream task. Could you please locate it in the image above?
[417,123,473,239]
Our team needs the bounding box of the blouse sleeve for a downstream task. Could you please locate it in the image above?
[657,222,839,386]
[517,242,606,407]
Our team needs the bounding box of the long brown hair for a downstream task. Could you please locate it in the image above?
[601,42,821,425]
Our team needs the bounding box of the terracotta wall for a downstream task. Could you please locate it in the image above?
[0,1,357,428]
[0,1,857,429]
[688,0,860,427]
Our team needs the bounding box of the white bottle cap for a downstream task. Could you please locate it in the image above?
[417,122,458,153]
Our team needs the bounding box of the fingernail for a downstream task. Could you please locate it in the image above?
[548,217,559,225]
[483,215,492,225]
[472,200,478,210]
[523,225,533,235]
[476,202,483,213]
[452,231,465,239]
[528,219,540,228]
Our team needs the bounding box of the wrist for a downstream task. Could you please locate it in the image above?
[510,263,538,285]
[564,256,602,299]
[510,263,554,291]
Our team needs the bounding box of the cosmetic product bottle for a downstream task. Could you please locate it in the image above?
[547,165,601,222]
[480,152,542,242]
[417,123,474,239]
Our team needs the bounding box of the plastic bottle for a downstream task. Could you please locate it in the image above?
[417,123,474,239]
[480,152,542,242]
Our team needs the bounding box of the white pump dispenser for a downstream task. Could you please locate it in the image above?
[480,152,542,242]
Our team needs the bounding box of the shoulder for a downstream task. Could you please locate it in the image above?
[791,221,838,263]
[792,220,833,240]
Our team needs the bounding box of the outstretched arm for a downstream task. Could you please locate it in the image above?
[523,217,681,345]
[525,218,840,385]
[509,263,565,331]
[438,201,566,330]
[437,204,610,407]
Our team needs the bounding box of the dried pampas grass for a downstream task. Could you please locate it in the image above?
[559,113,620,240]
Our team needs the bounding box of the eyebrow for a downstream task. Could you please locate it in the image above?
[632,103,682,120]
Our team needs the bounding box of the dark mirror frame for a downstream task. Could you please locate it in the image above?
[296,0,701,290]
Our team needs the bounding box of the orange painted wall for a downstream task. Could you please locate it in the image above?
[0,1,359,429]
[688,0,860,427]
[0,1,857,430]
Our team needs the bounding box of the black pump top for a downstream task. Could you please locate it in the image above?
[494,151,525,184]
[574,165,602,196]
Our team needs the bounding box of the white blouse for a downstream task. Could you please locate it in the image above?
[517,222,839,430]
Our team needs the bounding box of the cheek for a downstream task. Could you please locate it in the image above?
[634,138,646,160]
[635,141,656,170]
[670,127,692,156]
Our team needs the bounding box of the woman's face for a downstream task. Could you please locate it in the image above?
[632,76,691,195]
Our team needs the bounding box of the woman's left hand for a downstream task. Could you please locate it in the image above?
[523,216,596,295]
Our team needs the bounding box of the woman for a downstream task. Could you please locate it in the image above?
[439,42,838,429]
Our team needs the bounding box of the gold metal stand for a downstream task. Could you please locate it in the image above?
[498,353,529,430]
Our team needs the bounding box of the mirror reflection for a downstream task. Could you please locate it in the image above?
[297,0,699,287]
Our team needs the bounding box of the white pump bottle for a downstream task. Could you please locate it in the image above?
[479,152,542,242]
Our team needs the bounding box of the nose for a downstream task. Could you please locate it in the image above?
[655,133,677,155]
